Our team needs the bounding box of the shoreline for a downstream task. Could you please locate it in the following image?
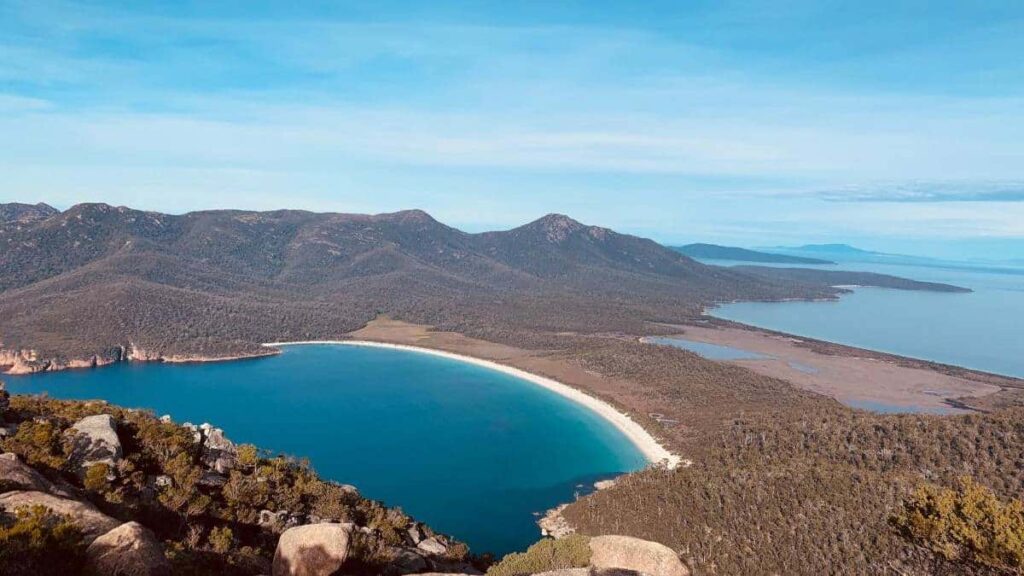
[703,316,1021,385]
[263,339,681,470]
[647,323,1010,414]
[1,347,280,376]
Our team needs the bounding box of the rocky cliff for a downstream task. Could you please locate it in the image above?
[0,386,480,575]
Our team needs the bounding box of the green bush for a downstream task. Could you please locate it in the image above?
[209,526,235,554]
[486,534,591,576]
[0,505,86,576]
[894,476,1024,570]
[4,419,66,470]
[83,462,111,492]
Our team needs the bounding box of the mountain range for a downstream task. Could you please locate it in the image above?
[0,203,973,373]
[0,203,839,371]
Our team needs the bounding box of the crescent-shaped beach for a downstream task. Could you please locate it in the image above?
[263,339,681,470]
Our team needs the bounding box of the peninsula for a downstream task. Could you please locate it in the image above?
[673,242,836,264]
[2,203,1023,575]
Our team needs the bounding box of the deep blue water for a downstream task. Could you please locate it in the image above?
[703,259,1024,378]
[5,344,646,555]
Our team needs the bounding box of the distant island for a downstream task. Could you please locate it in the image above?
[770,243,878,256]
[672,243,835,264]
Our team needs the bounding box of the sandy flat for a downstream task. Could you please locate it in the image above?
[658,324,1002,413]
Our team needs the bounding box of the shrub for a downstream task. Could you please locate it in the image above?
[486,534,591,576]
[209,526,235,554]
[0,505,86,576]
[893,476,1024,570]
[236,444,258,470]
[83,462,111,492]
[3,419,66,470]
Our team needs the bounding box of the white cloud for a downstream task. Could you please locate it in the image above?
[1,1,1022,245]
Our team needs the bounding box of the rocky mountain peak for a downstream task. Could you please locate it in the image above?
[526,213,589,243]
[0,202,60,225]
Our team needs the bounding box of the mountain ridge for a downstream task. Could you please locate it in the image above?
[1,202,965,374]
[0,202,836,372]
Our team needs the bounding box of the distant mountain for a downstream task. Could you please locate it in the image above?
[673,243,835,264]
[0,202,59,224]
[0,203,841,371]
[791,243,875,254]
[767,243,886,257]
[766,243,1024,276]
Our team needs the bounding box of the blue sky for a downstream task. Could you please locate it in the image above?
[1,1,1023,258]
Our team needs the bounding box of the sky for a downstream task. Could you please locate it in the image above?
[1,1,1023,259]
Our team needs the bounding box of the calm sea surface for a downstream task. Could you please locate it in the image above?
[705,260,1024,378]
[5,344,645,555]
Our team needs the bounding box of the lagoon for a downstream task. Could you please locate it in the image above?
[5,344,646,555]
[707,260,1024,378]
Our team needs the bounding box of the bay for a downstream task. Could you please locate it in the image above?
[704,259,1024,378]
[5,344,646,555]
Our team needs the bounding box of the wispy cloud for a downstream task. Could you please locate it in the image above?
[1,0,1023,251]
[816,182,1024,203]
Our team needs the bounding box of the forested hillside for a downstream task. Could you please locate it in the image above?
[0,204,834,371]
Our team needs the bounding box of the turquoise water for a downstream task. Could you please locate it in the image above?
[706,260,1024,378]
[5,344,646,555]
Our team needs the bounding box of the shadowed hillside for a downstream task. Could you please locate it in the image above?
[0,202,59,225]
[0,203,835,371]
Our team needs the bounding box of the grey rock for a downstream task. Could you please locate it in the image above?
[0,453,70,496]
[417,536,448,556]
[406,522,425,544]
[272,522,353,576]
[198,470,228,488]
[588,535,688,576]
[198,423,237,474]
[260,509,300,531]
[85,521,171,576]
[385,547,428,575]
[67,414,122,473]
[0,490,121,543]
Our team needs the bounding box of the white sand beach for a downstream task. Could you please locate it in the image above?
[263,340,681,469]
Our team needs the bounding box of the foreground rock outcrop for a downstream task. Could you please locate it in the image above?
[588,535,689,576]
[0,452,72,495]
[85,521,172,576]
[0,393,480,575]
[483,532,689,576]
[67,414,123,473]
[0,490,121,543]
[272,522,354,576]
